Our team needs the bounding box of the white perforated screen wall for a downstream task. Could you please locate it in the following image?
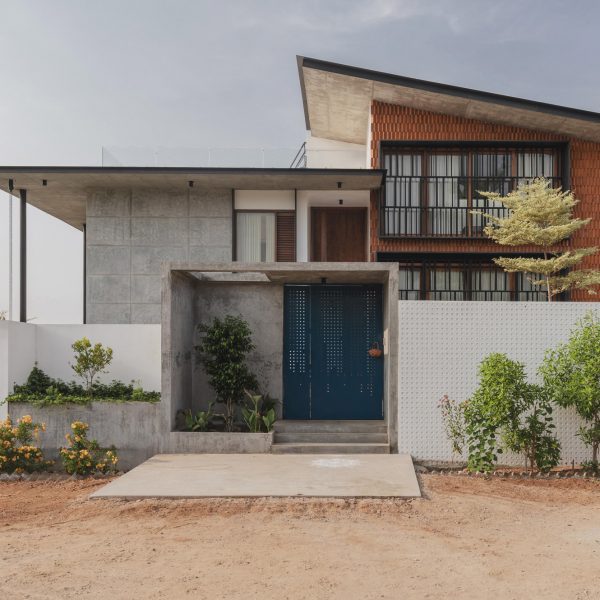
[398,301,598,465]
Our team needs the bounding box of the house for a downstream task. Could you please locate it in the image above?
[1,57,599,464]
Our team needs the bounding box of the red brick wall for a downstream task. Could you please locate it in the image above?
[369,100,600,300]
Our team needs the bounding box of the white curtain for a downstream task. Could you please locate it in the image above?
[519,152,554,183]
[428,155,466,235]
[471,269,508,301]
[384,154,421,235]
[430,268,465,300]
[398,268,420,300]
[236,213,275,262]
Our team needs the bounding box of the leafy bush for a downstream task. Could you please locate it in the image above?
[60,421,118,476]
[501,384,561,472]
[438,394,466,458]
[196,316,258,432]
[242,391,278,433]
[464,354,560,473]
[6,365,160,406]
[540,312,600,469]
[71,337,113,396]
[182,404,214,432]
[0,415,52,474]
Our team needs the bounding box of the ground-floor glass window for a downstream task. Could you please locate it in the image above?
[379,253,550,301]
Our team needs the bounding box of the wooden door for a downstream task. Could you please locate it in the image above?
[311,208,367,262]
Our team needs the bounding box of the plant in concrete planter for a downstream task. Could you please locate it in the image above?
[71,337,113,397]
[242,391,278,433]
[196,316,258,432]
[181,403,215,432]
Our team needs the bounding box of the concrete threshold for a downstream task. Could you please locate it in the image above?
[90,453,421,499]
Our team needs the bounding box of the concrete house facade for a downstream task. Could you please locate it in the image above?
[2,57,600,464]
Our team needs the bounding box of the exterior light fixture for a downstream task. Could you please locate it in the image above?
[8,178,14,192]
[188,180,194,188]
[339,198,343,205]
[337,181,342,189]
[42,179,47,186]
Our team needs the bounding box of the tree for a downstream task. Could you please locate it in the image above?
[473,177,600,301]
[71,337,113,397]
[196,316,258,432]
[464,353,560,473]
[540,312,600,468]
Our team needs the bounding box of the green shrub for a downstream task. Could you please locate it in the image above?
[464,354,560,473]
[0,415,52,474]
[196,316,258,432]
[540,312,600,468]
[182,404,214,432]
[6,365,160,407]
[60,421,118,476]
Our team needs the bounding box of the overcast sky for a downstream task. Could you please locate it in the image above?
[2,0,600,322]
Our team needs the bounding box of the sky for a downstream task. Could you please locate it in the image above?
[1,0,600,322]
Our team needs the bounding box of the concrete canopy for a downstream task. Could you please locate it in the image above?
[0,167,385,230]
[298,56,600,145]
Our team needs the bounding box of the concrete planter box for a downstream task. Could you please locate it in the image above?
[7,401,161,469]
[167,431,273,454]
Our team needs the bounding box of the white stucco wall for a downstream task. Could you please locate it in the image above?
[234,190,295,210]
[305,136,367,169]
[0,322,36,418]
[398,301,597,465]
[0,322,161,417]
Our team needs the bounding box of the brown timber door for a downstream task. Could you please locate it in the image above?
[310,207,367,262]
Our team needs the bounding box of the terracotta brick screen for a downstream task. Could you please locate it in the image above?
[369,101,600,300]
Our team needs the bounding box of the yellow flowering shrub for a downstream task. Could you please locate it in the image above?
[60,421,119,476]
[0,415,52,474]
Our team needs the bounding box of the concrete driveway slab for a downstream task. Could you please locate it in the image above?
[90,453,421,498]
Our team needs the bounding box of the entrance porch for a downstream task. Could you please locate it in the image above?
[163,262,399,452]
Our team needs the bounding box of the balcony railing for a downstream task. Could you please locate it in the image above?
[381,175,561,238]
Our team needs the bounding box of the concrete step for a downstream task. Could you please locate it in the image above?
[274,432,389,444]
[271,443,390,454]
[274,420,387,434]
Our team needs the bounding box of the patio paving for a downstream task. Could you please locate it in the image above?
[90,453,421,499]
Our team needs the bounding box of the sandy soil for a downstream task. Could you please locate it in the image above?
[0,475,599,600]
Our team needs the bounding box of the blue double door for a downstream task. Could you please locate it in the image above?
[283,284,384,420]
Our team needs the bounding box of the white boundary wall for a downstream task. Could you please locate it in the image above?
[0,322,161,418]
[398,301,598,464]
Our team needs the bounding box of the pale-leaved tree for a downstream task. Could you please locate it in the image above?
[473,177,600,300]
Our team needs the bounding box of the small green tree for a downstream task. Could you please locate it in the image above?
[464,353,560,472]
[196,316,258,432]
[540,312,600,468]
[473,178,600,300]
[71,337,113,397]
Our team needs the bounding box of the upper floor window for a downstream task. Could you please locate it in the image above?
[381,145,563,237]
[236,211,296,262]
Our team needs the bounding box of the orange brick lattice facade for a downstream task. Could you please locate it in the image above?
[369,100,600,300]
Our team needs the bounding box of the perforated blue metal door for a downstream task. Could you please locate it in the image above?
[283,284,384,420]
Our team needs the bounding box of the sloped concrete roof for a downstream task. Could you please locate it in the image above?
[298,56,600,144]
[0,167,385,230]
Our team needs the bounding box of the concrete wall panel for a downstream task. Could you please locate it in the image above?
[86,189,233,323]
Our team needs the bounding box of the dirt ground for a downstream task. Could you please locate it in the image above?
[0,475,599,600]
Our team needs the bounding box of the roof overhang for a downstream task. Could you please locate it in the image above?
[0,166,385,231]
[298,56,600,144]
